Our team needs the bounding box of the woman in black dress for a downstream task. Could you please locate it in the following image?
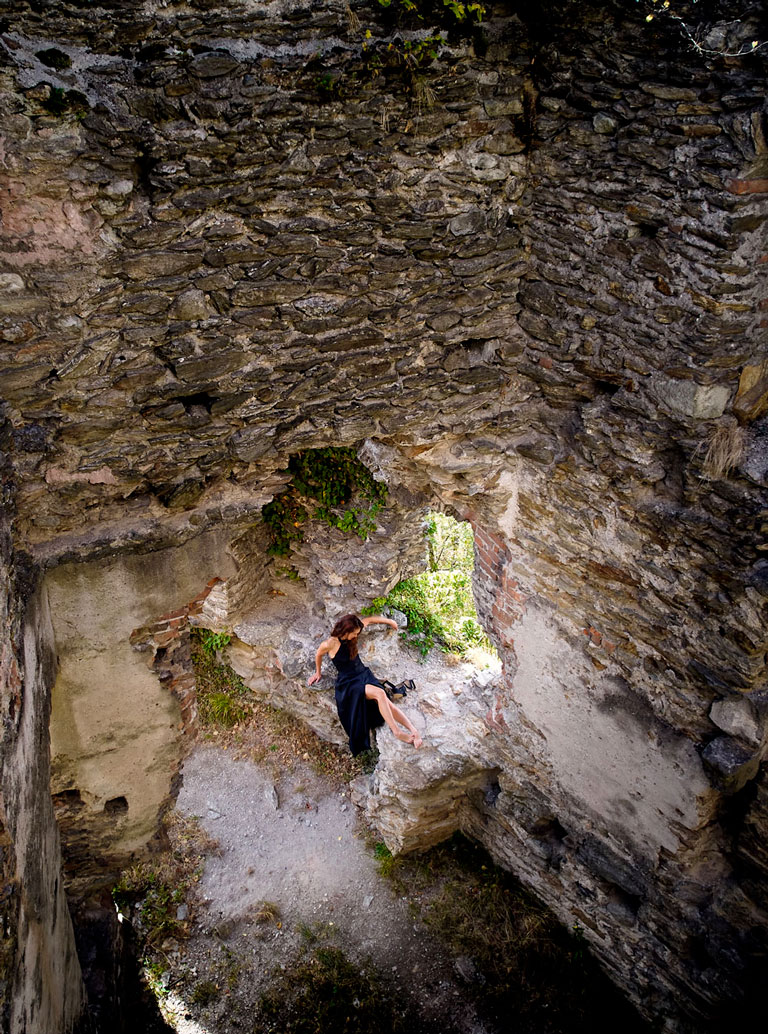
[307,613,423,756]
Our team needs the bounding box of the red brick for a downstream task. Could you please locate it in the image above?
[152,629,177,648]
[727,178,768,195]
[158,607,188,622]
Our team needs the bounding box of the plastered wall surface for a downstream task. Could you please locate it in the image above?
[511,606,713,856]
[45,528,236,880]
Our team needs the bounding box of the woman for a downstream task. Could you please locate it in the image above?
[308,613,423,756]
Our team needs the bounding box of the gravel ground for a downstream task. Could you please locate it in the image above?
[161,743,493,1034]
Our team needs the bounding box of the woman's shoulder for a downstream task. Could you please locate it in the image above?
[324,635,342,659]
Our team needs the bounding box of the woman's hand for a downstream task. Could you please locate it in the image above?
[387,618,398,630]
[307,673,321,686]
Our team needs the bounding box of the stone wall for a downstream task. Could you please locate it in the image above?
[1,0,767,1030]
[0,424,89,1033]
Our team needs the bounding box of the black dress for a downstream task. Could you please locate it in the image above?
[330,639,386,755]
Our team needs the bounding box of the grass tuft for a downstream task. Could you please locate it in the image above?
[113,812,218,948]
[190,628,251,728]
[251,900,281,925]
[373,840,397,878]
[256,941,402,1034]
[190,979,219,1005]
[701,420,745,479]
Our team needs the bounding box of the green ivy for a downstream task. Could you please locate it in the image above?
[262,448,388,557]
[359,0,485,101]
[376,0,484,23]
[197,628,232,657]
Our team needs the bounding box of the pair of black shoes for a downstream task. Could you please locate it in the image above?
[382,679,415,702]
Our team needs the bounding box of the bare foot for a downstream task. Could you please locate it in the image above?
[398,731,423,748]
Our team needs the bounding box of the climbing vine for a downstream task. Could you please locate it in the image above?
[262,448,388,557]
[316,0,486,105]
[376,0,484,20]
[637,0,767,56]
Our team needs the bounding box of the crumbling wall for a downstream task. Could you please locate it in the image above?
[1,1,767,1030]
[0,430,89,1033]
[45,528,237,899]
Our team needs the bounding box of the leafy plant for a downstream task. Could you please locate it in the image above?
[315,70,341,98]
[262,447,388,557]
[376,0,484,23]
[262,488,308,557]
[190,628,250,728]
[359,0,485,103]
[197,628,232,657]
[363,512,494,659]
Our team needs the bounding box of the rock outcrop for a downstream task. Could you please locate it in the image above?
[1,0,767,1030]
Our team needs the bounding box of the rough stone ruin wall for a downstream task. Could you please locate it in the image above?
[0,1,767,1031]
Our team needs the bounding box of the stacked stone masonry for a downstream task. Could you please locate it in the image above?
[1,1,767,1031]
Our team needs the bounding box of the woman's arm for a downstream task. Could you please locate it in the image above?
[361,614,398,630]
[307,639,332,685]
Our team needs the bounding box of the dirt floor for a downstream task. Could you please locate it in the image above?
[152,741,491,1034]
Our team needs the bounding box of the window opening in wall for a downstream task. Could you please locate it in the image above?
[366,511,497,667]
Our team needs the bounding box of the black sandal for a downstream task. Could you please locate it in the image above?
[382,679,415,701]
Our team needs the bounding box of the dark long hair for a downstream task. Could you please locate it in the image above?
[331,614,364,658]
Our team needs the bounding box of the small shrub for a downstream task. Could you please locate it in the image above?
[197,628,232,657]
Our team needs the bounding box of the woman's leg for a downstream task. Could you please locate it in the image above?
[389,701,423,748]
[365,685,422,747]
